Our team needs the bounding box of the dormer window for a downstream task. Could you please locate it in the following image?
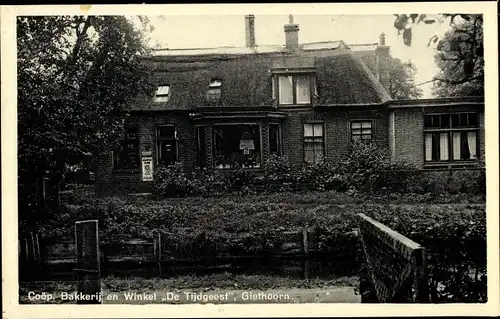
[154,85,170,103]
[206,78,222,102]
[278,75,311,105]
[272,69,316,106]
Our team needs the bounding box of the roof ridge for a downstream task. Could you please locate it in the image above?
[152,40,357,52]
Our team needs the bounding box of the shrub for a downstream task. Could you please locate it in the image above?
[338,140,418,193]
[296,160,345,192]
[263,154,294,192]
[409,168,486,195]
[154,162,194,197]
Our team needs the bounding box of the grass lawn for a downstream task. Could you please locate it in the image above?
[44,185,486,240]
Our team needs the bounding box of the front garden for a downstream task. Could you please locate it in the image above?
[21,142,487,303]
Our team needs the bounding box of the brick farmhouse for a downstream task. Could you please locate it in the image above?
[95,15,484,195]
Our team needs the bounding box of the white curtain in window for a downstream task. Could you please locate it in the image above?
[467,131,477,159]
[314,141,324,162]
[452,132,461,160]
[304,124,314,137]
[313,123,323,137]
[304,138,314,162]
[279,76,293,104]
[296,76,311,104]
[439,133,449,160]
[425,134,433,161]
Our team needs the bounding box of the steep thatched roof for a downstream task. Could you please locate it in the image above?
[128,42,391,111]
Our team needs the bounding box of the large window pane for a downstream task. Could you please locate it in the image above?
[467,131,477,159]
[425,134,433,161]
[296,76,311,104]
[278,76,293,105]
[313,123,323,137]
[453,132,461,160]
[439,133,449,160]
[213,124,261,169]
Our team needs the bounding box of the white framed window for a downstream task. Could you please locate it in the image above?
[424,113,479,163]
[303,123,324,163]
[351,121,373,142]
[276,74,313,105]
[154,85,170,103]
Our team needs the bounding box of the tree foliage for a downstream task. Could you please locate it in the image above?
[432,16,484,97]
[17,16,155,219]
[392,14,484,95]
[387,57,423,100]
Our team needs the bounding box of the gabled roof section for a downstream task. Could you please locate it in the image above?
[127,41,391,111]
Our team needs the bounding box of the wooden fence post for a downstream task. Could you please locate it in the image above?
[157,233,162,277]
[414,247,429,303]
[74,220,101,304]
[302,228,309,281]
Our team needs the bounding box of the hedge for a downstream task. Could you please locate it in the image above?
[153,142,485,198]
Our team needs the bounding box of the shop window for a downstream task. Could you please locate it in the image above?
[213,124,261,169]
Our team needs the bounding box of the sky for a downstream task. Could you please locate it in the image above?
[142,14,453,98]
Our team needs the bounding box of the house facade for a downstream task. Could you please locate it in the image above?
[95,15,485,195]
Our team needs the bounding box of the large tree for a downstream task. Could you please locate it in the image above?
[392,14,484,97]
[17,16,155,222]
[387,57,423,100]
[432,16,484,97]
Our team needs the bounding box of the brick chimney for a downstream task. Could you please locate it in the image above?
[375,32,391,94]
[245,14,256,48]
[284,15,299,50]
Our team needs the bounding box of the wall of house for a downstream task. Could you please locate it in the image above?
[388,108,425,168]
[389,104,485,169]
[95,112,195,196]
[281,107,389,165]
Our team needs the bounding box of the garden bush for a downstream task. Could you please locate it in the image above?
[337,140,419,193]
[152,141,485,198]
[262,154,294,192]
